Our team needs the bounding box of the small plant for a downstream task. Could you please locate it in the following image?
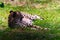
[0,2,4,8]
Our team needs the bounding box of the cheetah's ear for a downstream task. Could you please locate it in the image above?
[10,10,13,13]
[12,12,17,18]
[10,10,17,18]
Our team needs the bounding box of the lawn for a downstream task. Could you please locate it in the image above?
[0,0,60,40]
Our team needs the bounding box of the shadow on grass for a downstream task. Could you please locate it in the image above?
[0,27,59,40]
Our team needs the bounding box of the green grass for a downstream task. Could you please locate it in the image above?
[0,1,60,40]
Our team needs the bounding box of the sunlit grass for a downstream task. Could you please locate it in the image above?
[0,4,60,31]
